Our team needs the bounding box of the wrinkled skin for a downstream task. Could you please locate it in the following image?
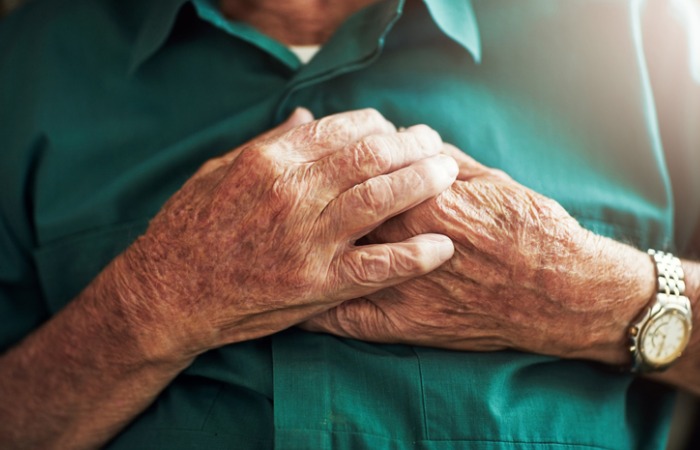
[0,109,463,450]
[120,108,459,361]
[303,147,650,363]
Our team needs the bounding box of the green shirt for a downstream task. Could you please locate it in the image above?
[1,0,698,448]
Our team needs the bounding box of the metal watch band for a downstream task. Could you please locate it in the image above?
[650,249,686,297]
[628,250,693,373]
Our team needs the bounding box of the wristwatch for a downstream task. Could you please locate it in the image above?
[628,250,693,373]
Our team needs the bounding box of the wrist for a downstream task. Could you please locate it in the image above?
[0,254,196,450]
[556,231,656,365]
[98,242,201,368]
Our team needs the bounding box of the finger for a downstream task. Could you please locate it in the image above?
[367,210,426,246]
[310,124,444,197]
[441,143,511,182]
[195,108,315,177]
[332,233,454,300]
[275,108,398,163]
[299,298,385,340]
[327,154,458,239]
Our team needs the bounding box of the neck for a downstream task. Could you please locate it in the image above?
[218,0,380,45]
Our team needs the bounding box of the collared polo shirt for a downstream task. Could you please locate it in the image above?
[1,0,698,448]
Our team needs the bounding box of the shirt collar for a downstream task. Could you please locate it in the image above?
[129,0,189,73]
[129,0,481,72]
[424,0,481,63]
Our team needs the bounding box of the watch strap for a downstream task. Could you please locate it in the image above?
[628,250,692,373]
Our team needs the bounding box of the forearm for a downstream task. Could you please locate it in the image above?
[0,255,192,450]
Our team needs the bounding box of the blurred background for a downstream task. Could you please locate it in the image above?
[0,0,698,448]
[0,0,21,15]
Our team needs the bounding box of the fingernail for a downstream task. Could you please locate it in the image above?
[436,236,455,261]
[429,235,454,260]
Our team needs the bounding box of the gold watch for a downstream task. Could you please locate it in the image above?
[628,250,693,373]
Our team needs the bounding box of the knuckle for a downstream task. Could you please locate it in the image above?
[433,188,459,214]
[407,123,432,133]
[392,243,434,278]
[234,145,298,206]
[333,299,380,339]
[237,144,268,164]
[359,107,385,123]
[352,177,394,216]
[537,194,571,223]
[196,158,223,175]
[402,245,433,275]
[238,144,284,175]
[313,114,361,145]
[353,136,393,174]
[330,303,358,336]
[255,143,279,163]
[400,164,430,193]
[302,120,324,143]
[402,125,442,155]
[423,128,443,149]
[314,114,342,136]
[357,108,395,133]
[409,124,441,144]
[344,249,393,284]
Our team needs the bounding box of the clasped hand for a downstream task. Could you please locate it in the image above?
[118,108,459,361]
[119,108,636,366]
[303,146,637,363]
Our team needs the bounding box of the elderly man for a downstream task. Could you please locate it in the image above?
[0,0,699,448]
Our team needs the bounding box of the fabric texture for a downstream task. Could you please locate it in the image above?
[1,0,699,448]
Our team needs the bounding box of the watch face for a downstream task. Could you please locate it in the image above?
[640,310,691,366]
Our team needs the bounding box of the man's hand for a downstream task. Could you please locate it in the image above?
[302,147,657,365]
[0,108,460,450]
[118,108,458,363]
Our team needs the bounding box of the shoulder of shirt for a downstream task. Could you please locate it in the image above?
[0,0,143,60]
[0,0,142,226]
[0,0,145,114]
